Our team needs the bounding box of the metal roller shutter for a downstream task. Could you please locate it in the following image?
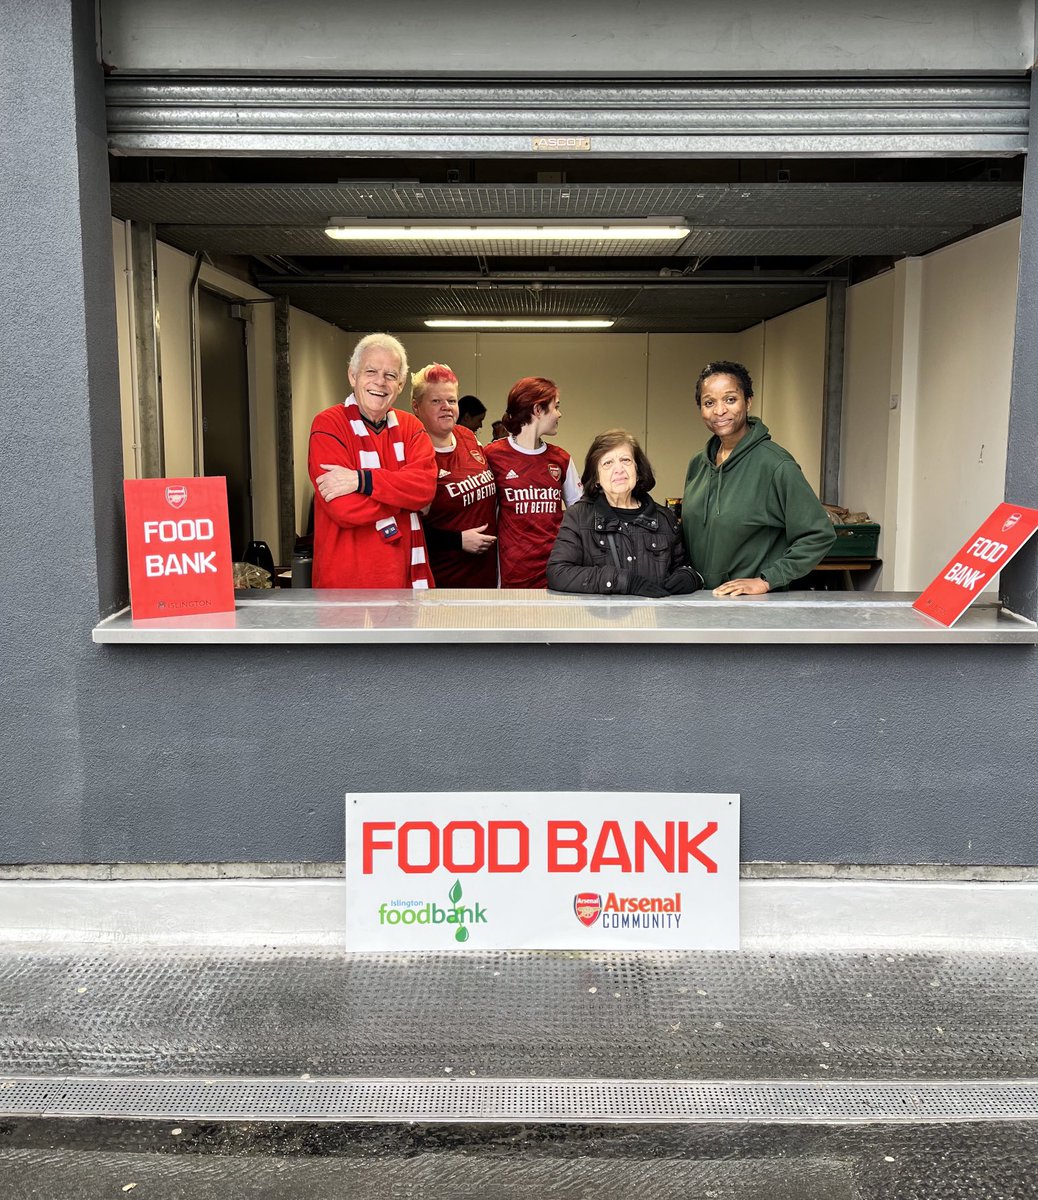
[106,77,1030,158]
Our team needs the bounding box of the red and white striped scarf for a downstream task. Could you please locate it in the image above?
[344,395,432,590]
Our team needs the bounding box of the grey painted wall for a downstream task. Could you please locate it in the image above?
[1,0,126,860]
[60,642,1038,866]
[98,0,1034,75]
[1,1,1036,869]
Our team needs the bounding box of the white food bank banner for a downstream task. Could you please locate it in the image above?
[345,791,740,950]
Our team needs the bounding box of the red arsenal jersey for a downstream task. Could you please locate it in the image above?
[485,437,582,588]
[423,426,498,588]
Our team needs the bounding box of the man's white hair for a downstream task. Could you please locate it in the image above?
[350,333,408,381]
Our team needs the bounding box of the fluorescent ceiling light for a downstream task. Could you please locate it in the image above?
[424,318,615,329]
[325,222,688,242]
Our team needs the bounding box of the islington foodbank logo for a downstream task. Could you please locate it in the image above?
[378,879,487,944]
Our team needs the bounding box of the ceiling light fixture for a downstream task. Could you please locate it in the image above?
[325,221,688,242]
[424,318,615,329]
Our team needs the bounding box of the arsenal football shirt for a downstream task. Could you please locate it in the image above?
[485,437,582,588]
[422,426,498,588]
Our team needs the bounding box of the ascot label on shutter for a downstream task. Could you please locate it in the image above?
[532,136,591,152]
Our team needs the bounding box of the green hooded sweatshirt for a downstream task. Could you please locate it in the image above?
[681,417,835,590]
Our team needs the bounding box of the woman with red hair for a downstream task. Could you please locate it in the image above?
[411,362,498,588]
[484,377,581,588]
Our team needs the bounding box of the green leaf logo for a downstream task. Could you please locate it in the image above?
[454,925,470,943]
[448,880,463,905]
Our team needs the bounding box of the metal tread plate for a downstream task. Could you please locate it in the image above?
[3,946,1038,1083]
[2,1075,1037,1123]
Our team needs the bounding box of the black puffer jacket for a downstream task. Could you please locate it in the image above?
[546,494,703,596]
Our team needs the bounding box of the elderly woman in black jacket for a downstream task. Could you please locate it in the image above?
[547,429,703,597]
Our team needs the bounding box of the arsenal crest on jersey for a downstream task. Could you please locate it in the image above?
[548,464,563,482]
[470,448,486,464]
[574,892,602,927]
[165,485,188,509]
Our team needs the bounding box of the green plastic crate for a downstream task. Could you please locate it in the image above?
[825,522,880,559]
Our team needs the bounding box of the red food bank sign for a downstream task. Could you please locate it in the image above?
[124,477,235,620]
[346,792,740,950]
[914,502,1038,627]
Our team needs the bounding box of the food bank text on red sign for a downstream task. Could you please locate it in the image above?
[124,477,235,620]
[914,502,1038,627]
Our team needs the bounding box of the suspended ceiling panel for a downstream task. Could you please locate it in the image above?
[680,226,973,257]
[113,180,1021,262]
[154,223,975,260]
[264,284,829,334]
[111,182,1022,228]
[109,179,1020,333]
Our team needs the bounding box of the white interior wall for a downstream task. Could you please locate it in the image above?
[734,324,766,396]
[154,245,281,554]
[153,243,195,481]
[400,334,481,399]
[111,219,137,481]
[112,224,282,555]
[401,331,751,499]
[289,308,353,534]
[907,218,1019,589]
[644,334,748,499]
[842,272,895,534]
[402,332,650,486]
[474,332,651,483]
[755,299,827,494]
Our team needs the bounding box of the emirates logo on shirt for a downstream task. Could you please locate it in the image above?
[548,464,562,482]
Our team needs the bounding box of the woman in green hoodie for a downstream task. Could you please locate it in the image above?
[681,361,835,597]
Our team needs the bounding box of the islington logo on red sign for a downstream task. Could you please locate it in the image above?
[913,502,1038,627]
[124,477,235,620]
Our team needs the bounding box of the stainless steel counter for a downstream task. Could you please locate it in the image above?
[92,590,1037,645]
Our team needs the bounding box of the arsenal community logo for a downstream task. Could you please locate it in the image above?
[574,892,602,927]
[1002,512,1022,532]
[548,464,563,482]
[165,485,188,509]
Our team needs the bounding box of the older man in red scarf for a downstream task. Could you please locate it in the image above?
[308,333,436,589]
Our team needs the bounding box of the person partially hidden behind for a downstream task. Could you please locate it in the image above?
[456,395,487,438]
[547,429,703,597]
[682,360,834,597]
[308,333,437,589]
